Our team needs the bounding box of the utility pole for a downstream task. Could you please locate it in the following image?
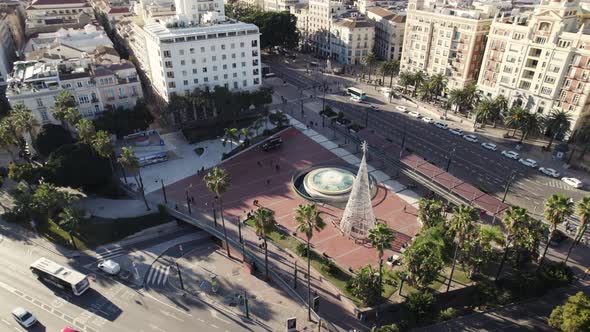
[158,179,167,203]
[294,261,298,289]
[502,170,517,203]
[213,197,218,227]
[244,290,250,319]
[238,216,243,243]
[399,130,407,158]
[185,189,191,215]
[445,147,456,172]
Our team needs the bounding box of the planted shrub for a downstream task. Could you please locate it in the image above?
[295,243,308,257]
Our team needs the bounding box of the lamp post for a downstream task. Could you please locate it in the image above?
[185,188,192,215]
[502,170,517,203]
[399,130,407,159]
[445,146,456,172]
[238,216,243,243]
[156,179,167,203]
[213,196,218,228]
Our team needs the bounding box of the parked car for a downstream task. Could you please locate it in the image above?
[501,150,520,160]
[481,142,497,151]
[518,158,538,168]
[369,105,379,111]
[12,308,37,328]
[463,134,478,143]
[350,97,362,103]
[396,106,408,113]
[261,137,282,151]
[548,229,568,247]
[422,117,433,123]
[62,327,80,332]
[539,167,560,178]
[434,122,448,129]
[562,177,583,189]
[408,111,421,118]
[98,259,121,275]
[449,128,463,136]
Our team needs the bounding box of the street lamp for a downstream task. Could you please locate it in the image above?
[185,185,192,215]
[399,130,407,158]
[502,170,517,203]
[213,196,218,227]
[445,146,456,172]
[156,179,167,203]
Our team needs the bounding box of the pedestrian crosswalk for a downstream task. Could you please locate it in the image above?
[146,265,171,287]
[95,247,126,261]
[543,179,576,191]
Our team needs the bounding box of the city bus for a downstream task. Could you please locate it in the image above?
[30,258,90,296]
[347,87,367,101]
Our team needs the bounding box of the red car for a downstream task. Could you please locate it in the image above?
[62,327,79,332]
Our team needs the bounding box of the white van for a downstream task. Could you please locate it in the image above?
[98,259,121,275]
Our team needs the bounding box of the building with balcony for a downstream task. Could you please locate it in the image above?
[26,0,95,35]
[118,0,262,105]
[291,0,347,56]
[0,10,23,90]
[330,17,375,64]
[478,0,590,135]
[366,7,405,61]
[5,60,143,124]
[400,0,496,89]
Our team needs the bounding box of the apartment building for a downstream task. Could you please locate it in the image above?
[292,0,347,56]
[366,7,405,61]
[121,0,262,103]
[238,0,298,12]
[6,60,143,124]
[400,0,496,89]
[331,17,375,64]
[478,0,590,134]
[25,0,95,35]
[0,11,20,90]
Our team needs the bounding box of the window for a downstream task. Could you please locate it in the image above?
[181,60,186,65]
[184,80,189,86]
[191,59,196,64]
[193,79,198,84]
[202,67,207,73]
[214,75,218,81]
[577,82,584,91]
[221,44,226,50]
[179,50,185,55]
[119,87,125,97]
[241,62,246,67]
[201,47,205,52]
[193,68,198,74]
[168,82,176,88]
[573,94,580,104]
[222,55,226,60]
[163,50,171,58]
[190,48,195,54]
[223,74,228,79]
[232,63,236,68]
[541,87,552,95]
[560,91,567,100]
[565,79,571,88]
[243,80,247,87]
[36,98,43,107]
[77,81,83,88]
[166,71,175,78]
[213,65,217,71]
[210,46,216,51]
[544,76,556,84]
[165,61,173,68]
[223,64,227,70]
[78,95,90,104]
[41,110,49,121]
[182,70,187,76]
[241,52,245,57]
[232,53,236,59]
[233,73,237,78]
[234,82,238,89]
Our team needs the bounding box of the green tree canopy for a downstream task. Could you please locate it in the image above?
[94,99,154,138]
[33,124,75,157]
[45,143,112,190]
[346,265,381,306]
[418,198,445,229]
[403,226,446,289]
[549,291,590,332]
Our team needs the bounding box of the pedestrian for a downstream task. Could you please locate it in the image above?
[275,164,280,172]
[191,196,195,203]
[266,179,271,185]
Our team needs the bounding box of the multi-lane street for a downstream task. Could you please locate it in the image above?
[0,224,262,332]
[266,55,588,219]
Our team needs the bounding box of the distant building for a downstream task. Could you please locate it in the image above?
[331,17,375,64]
[478,0,590,136]
[6,60,143,124]
[366,7,405,61]
[0,10,24,90]
[24,24,112,53]
[291,0,347,56]
[400,0,497,89]
[26,0,95,35]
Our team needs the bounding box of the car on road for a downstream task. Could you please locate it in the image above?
[518,158,538,168]
[449,128,464,136]
[539,167,560,178]
[463,134,478,143]
[408,111,421,118]
[62,327,80,332]
[369,105,379,111]
[434,122,448,129]
[561,177,583,189]
[546,229,568,247]
[422,117,433,123]
[481,142,497,151]
[350,97,362,103]
[501,150,520,160]
[98,259,121,275]
[396,106,408,113]
[12,307,37,328]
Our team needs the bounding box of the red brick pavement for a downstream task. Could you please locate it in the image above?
[159,127,421,270]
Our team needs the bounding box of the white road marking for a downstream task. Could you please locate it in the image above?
[146,266,155,284]
[162,266,170,285]
[138,289,193,317]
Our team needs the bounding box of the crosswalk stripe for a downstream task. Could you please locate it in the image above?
[150,266,160,284]
[146,267,155,284]
[156,266,165,285]
[96,248,126,260]
[162,266,170,285]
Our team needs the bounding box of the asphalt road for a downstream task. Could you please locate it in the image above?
[0,227,262,332]
[265,57,587,219]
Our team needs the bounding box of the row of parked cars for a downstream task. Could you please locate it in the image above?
[395,106,584,190]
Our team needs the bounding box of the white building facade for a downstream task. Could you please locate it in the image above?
[366,7,406,61]
[331,17,375,65]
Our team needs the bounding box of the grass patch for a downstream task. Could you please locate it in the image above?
[40,211,170,250]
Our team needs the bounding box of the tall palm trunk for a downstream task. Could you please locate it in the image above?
[389,72,394,89]
[538,229,554,269]
[546,133,557,150]
[264,237,269,280]
[306,238,312,321]
[495,239,512,281]
[219,197,231,258]
[138,169,150,211]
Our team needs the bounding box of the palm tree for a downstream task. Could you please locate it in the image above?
[58,207,81,250]
[203,167,231,257]
[388,60,400,88]
[544,109,572,150]
[461,83,480,116]
[447,88,465,114]
[294,203,325,321]
[75,119,96,145]
[252,207,276,280]
[253,118,265,136]
[118,147,150,211]
[468,225,504,277]
[222,127,239,150]
[520,112,544,143]
[379,61,391,87]
[496,206,530,280]
[574,123,590,160]
[363,52,377,81]
[411,71,426,97]
[492,95,508,127]
[417,198,445,229]
[505,106,528,137]
[473,97,494,129]
[417,80,434,101]
[92,130,115,170]
[53,90,77,126]
[539,194,574,267]
[367,223,396,304]
[447,205,478,287]
[398,71,413,94]
[565,197,590,263]
[429,73,447,100]
[240,127,253,146]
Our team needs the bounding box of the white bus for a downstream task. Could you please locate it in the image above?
[30,258,90,296]
[347,87,367,101]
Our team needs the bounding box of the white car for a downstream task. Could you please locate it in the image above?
[434,122,448,129]
[422,117,433,123]
[481,142,497,151]
[98,259,121,275]
[449,128,464,136]
[369,105,379,111]
[501,150,520,160]
[408,111,421,118]
[350,97,362,102]
[518,158,538,168]
[396,106,408,113]
[12,308,37,328]
[562,177,583,189]
[539,167,560,178]
[463,134,478,143]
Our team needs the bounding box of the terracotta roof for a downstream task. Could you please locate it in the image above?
[390,15,406,23]
[32,0,87,5]
[367,7,396,20]
[333,18,373,29]
[108,7,130,14]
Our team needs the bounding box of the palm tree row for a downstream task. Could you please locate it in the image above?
[378,60,400,88]
[504,107,572,147]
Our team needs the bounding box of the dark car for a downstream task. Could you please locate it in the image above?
[261,137,282,151]
[548,229,568,247]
